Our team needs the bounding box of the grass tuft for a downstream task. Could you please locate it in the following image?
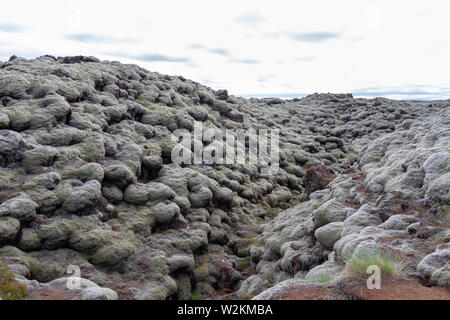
[0,260,28,300]
[433,202,450,216]
[264,206,279,218]
[345,249,409,279]
[306,274,333,284]
[246,238,260,246]
[443,204,450,216]
[191,291,204,300]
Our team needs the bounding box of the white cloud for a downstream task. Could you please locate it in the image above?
[1,0,449,100]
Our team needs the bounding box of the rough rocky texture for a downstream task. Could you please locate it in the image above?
[24,277,118,300]
[0,55,448,300]
[236,105,450,299]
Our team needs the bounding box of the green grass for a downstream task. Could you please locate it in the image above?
[306,274,333,284]
[264,206,280,218]
[246,238,260,246]
[238,257,251,270]
[345,249,408,279]
[432,202,450,217]
[430,231,448,244]
[289,197,300,206]
[313,201,326,209]
[443,204,450,216]
[0,261,28,300]
[191,291,204,300]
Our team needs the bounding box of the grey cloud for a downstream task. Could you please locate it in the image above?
[262,31,285,39]
[353,84,450,96]
[349,85,450,100]
[257,74,276,83]
[231,58,259,65]
[340,90,447,100]
[0,49,46,60]
[103,52,191,63]
[289,32,340,42]
[188,44,231,57]
[186,62,201,68]
[241,87,450,100]
[262,30,341,43]
[0,23,25,33]
[134,54,190,62]
[188,44,254,62]
[66,33,137,44]
[235,12,265,27]
[240,93,308,99]
[187,43,206,49]
[209,48,231,56]
[295,56,315,62]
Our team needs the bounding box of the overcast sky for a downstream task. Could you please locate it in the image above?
[1,0,449,100]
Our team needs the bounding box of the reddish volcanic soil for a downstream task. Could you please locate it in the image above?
[264,278,450,300]
[339,279,450,300]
